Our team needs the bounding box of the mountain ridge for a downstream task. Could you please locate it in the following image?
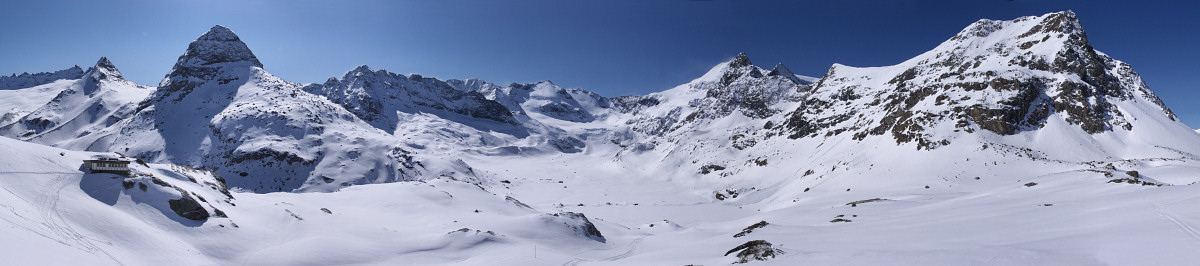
[1,11,1195,194]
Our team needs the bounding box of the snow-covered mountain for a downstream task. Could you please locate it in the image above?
[302,65,518,133]
[0,65,84,90]
[0,58,151,144]
[3,11,1200,265]
[579,12,1200,214]
[22,26,487,192]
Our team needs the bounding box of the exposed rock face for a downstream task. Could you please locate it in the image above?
[168,192,210,220]
[773,11,1174,149]
[556,212,604,241]
[733,220,769,238]
[725,240,783,263]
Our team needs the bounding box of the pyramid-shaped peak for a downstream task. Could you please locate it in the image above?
[729,52,753,68]
[768,63,794,77]
[96,57,117,71]
[173,25,262,69]
[87,57,123,80]
[198,25,242,41]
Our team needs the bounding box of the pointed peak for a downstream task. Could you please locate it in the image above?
[729,52,752,68]
[198,25,241,42]
[768,63,794,77]
[85,57,123,80]
[96,57,116,70]
[351,65,374,73]
[172,25,262,70]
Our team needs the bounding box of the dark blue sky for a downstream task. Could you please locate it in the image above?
[1,0,1197,127]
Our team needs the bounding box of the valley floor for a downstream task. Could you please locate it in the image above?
[464,151,1200,265]
[3,146,1200,265]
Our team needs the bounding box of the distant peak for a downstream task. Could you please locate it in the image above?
[96,57,116,70]
[352,65,374,73]
[85,57,123,80]
[730,52,752,68]
[342,65,379,80]
[768,63,793,77]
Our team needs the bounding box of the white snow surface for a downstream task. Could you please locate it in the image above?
[3,11,1200,265]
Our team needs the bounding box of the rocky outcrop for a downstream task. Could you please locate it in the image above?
[725,240,783,263]
[555,212,604,241]
[168,190,210,220]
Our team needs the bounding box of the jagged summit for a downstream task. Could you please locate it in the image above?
[1030,10,1083,35]
[952,11,1081,40]
[84,57,123,81]
[767,63,793,77]
[940,10,1087,58]
[766,62,809,85]
[687,52,820,87]
[350,65,374,73]
[729,52,752,68]
[172,25,262,69]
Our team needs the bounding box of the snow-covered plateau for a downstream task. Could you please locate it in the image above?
[2,11,1199,265]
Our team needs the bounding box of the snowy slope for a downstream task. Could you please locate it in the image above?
[0,58,151,144]
[0,136,609,265]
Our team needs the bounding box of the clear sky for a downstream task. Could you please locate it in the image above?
[1,0,1197,127]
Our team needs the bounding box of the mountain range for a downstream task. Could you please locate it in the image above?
[1,11,1198,265]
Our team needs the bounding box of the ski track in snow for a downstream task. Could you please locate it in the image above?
[34,174,123,265]
[562,237,644,266]
[1154,205,1200,243]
